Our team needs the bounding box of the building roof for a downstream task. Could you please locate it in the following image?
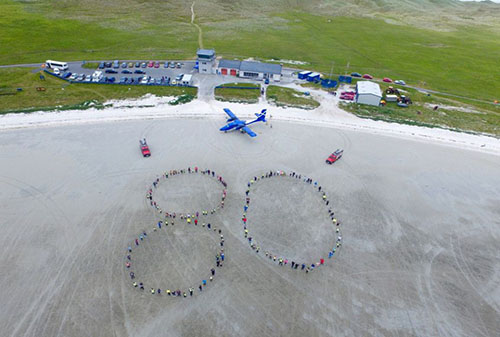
[240,61,282,75]
[182,74,192,81]
[197,49,215,58]
[356,81,382,97]
[218,59,241,69]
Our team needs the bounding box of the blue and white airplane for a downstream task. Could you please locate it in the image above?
[219,108,267,137]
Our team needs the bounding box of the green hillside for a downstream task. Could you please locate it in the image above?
[0,0,499,111]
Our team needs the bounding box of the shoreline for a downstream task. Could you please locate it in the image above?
[1,94,499,157]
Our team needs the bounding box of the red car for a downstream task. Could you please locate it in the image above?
[140,139,151,157]
[326,149,343,164]
[147,61,154,68]
[383,77,392,83]
[154,61,160,68]
[362,74,373,79]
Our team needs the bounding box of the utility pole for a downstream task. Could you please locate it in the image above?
[345,61,350,75]
[329,61,335,79]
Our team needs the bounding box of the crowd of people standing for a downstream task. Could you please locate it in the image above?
[242,170,343,273]
[126,167,226,298]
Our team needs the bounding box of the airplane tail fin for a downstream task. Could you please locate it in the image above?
[255,109,267,122]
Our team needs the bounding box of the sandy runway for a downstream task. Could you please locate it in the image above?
[0,118,499,337]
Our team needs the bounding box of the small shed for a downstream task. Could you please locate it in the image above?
[321,79,337,88]
[307,72,321,82]
[338,75,352,84]
[298,71,311,80]
[356,81,382,106]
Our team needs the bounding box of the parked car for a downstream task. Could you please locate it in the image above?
[135,62,141,68]
[98,62,105,69]
[127,77,134,84]
[154,61,160,68]
[164,77,170,85]
[176,62,181,68]
[76,74,84,81]
[156,78,162,85]
[164,61,169,68]
[394,80,406,85]
[326,149,343,164]
[105,69,117,74]
[147,61,154,68]
[104,62,112,68]
[175,74,183,81]
[362,74,373,79]
[128,62,134,68]
[108,77,115,83]
[170,62,175,68]
[171,79,177,85]
[141,62,147,68]
[351,72,362,77]
[62,72,72,79]
[140,76,149,84]
[70,73,78,80]
[113,60,120,68]
[92,70,103,81]
[84,76,92,82]
[148,78,156,85]
[134,69,145,74]
[383,77,392,83]
[119,77,127,84]
[122,69,132,74]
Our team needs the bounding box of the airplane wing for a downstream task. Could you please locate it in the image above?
[223,108,238,121]
[242,126,257,137]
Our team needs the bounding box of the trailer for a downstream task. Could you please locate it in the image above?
[307,72,321,82]
[298,71,311,80]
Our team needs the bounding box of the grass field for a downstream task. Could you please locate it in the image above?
[215,82,261,103]
[266,85,320,110]
[0,68,197,113]
[1,1,498,103]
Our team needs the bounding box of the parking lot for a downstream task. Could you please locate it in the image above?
[43,59,299,101]
[62,60,197,86]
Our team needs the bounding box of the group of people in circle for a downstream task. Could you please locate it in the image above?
[126,167,226,298]
[242,170,343,273]
[126,167,344,297]
[146,167,227,220]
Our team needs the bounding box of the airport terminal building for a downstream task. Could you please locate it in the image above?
[218,59,282,82]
